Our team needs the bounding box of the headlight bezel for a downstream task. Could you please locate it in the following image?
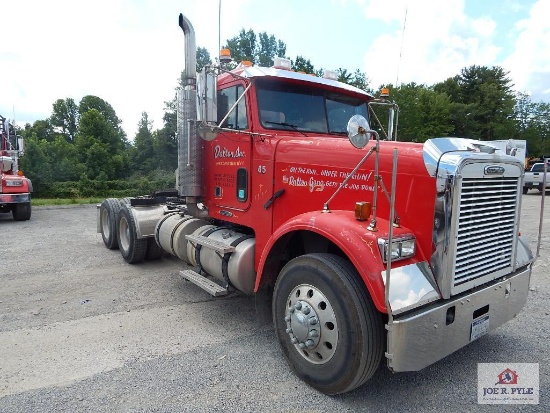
[378,236,416,263]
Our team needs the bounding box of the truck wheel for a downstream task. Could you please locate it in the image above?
[522,187,528,194]
[100,198,121,249]
[272,253,384,395]
[12,202,32,221]
[117,203,147,263]
[145,237,164,260]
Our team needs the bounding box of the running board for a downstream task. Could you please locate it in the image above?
[180,269,228,297]
[185,234,236,254]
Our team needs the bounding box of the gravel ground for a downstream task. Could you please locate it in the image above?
[0,196,548,412]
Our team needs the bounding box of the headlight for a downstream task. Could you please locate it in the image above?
[378,236,416,263]
[5,179,23,187]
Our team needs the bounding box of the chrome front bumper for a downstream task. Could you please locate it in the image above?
[387,266,531,372]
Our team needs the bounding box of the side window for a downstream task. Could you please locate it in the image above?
[217,85,248,130]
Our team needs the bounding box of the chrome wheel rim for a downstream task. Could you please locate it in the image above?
[284,284,338,364]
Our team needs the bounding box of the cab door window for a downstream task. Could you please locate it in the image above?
[218,85,248,130]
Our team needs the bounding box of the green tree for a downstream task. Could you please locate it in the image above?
[224,29,286,66]
[337,68,353,84]
[130,112,156,174]
[514,92,550,157]
[292,56,315,73]
[434,66,516,140]
[79,95,126,143]
[76,108,128,179]
[225,29,256,63]
[196,46,212,72]
[374,83,453,142]
[18,132,53,189]
[50,98,79,142]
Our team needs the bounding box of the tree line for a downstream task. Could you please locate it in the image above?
[19,29,550,198]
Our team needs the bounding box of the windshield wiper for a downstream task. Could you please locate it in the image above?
[264,121,308,136]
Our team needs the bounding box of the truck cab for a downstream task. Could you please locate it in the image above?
[97,12,537,395]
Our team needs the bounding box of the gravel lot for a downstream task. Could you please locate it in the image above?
[0,195,548,412]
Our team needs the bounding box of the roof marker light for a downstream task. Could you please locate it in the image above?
[220,48,232,64]
[273,57,292,70]
[323,70,338,81]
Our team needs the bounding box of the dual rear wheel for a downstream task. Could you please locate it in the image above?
[99,198,164,263]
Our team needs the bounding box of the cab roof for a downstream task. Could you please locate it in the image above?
[219,65,374,99]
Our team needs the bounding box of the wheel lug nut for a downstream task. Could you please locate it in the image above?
[309,317,318,325]
[303,307,311,315]
[309,329,319,338]
[291,337,298,344]
[284,315,291,322]
[290,308,295,313]
[298,343,306,349]
[286,328,293,334]
[305,339,315,348]
[294,302,302,310]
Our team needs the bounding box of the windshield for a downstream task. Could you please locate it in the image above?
[256,79,369,134]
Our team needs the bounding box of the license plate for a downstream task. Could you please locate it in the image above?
[470,314,490,341]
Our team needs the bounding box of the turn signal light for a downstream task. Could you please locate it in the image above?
[355,201,371,221]
[17,170,24,176]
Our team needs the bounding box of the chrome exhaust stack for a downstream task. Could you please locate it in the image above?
[177,13,206,217]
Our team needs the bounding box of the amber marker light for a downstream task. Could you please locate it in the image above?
[380,88,390,98]
[355,201,371,221]
[17,170,24,176]
[219,48,232,64]
[240,60,253,67]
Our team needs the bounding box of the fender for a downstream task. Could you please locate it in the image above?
[256,209,428,312]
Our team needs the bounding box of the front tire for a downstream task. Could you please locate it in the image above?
[272,253,384,395]
[117,203,147,263]
[12,202,31,221]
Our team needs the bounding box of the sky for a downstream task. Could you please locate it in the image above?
[1,0,549,140]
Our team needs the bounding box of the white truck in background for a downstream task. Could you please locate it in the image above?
[523,162,549,194]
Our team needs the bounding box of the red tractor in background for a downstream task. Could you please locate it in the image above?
[0,115,32,221]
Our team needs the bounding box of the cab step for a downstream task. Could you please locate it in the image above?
[180,269,228,297]
[185,234,236,254]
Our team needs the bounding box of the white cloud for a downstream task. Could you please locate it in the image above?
[503,0,550,100]
[359,0,500,88]
[0,0,251,139]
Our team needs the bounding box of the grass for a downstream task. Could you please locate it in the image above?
[32,198,104,206]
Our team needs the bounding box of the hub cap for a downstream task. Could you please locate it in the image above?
[284,284,338,364]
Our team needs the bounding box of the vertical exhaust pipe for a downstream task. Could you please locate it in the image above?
[177,13,207,217]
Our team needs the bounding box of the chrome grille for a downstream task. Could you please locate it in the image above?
[453,177,519,288]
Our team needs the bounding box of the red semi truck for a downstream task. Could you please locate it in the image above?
[0,115,32,221]
[97,13,537,394]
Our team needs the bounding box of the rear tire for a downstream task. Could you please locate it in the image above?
[100,198,121,249]
[272,253,384,395]
[522,186,528,194]
[117,203,147,263]
[12,202,31,221]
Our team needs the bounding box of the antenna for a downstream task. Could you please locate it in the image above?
[218,0,222,55]
[395,6,408,87]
